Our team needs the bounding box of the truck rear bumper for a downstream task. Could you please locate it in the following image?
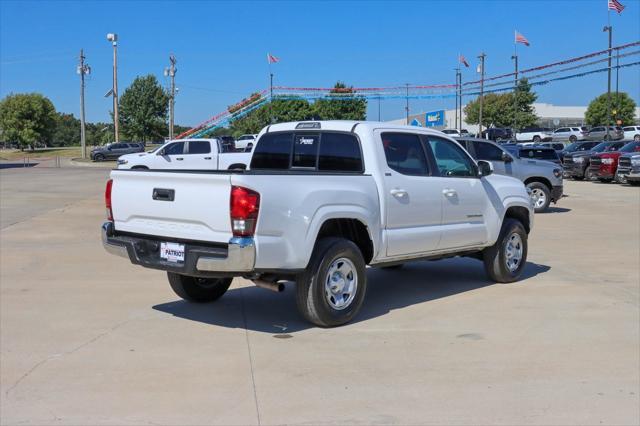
[101,222,255,276]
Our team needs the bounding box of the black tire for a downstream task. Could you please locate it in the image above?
[526,181,551,213]
[603,134,610,141]
[629,181,640,186]
[634,135,640,142]
[167,273,232,303]
[572,175,585,181]
[295,238,367,327]
[532,135,541,143]
[585,166,594,180]
[598,178,613,183]
[569,135,577,142]
[94,153,105,162]
[482,218,528,283]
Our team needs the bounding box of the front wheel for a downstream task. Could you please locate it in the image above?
[483,218,528,283]
[295,238,367,327]
[526,182,551,213]
[167,273,232,302]
[94,153,105,162]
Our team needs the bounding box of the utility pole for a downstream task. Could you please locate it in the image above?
[77,49,90,159]
[405,83,409,125]
[107,33,119,142]
[478,53,486,137]
[164,54,177,140]
[603,25,612,139]
[459,71,463,132]
[511,53,518,134]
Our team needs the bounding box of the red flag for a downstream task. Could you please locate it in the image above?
[267,53,280,64]
[459,54,469,68]
[608,0,625,13]
[515,31,530,46]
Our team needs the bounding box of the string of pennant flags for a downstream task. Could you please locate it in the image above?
[177,0,635,139]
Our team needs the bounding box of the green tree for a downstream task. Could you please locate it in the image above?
[52,112,80,147]
[118,75,169,142]
[464,78,538,129]
[86,122,113,146]
[312,82,367,120]
[0,93,57,149]
[585,92,637,126]
[228,97,314,137]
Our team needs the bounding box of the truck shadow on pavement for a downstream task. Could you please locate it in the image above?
[153,258,550,334]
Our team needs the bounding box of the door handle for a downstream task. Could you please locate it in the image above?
[176,157,184,161]
[204,157,212,160]
[442,188,457,197]
[390,189,407,198]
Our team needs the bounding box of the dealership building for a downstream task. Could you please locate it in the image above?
[388,103,640,133]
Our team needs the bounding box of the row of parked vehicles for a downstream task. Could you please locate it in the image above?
[561,140,640,185]
[442,125,640,144]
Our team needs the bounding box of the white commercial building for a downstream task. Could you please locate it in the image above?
[388,103,640,133]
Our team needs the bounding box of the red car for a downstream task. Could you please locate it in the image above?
[588,141,640,182]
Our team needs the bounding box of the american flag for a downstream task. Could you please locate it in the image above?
[608,0,625,13]
[459,54,469,68]
[515,31,530,46]
[267,53,280,64]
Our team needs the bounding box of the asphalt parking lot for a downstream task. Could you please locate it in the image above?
[1,166,638,425]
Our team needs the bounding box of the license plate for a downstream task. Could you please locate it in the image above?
[160,242,185,263]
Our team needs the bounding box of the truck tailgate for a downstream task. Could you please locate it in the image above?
[110,170,233,242]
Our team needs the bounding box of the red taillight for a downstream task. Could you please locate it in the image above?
[230,185,260,237]
[105,179,113,221]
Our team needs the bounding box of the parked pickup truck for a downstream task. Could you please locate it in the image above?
[587,141,640,182]
[615,153,640,185]
[102,121,534,327]
[562,140,626,180]
[116,138,251,170]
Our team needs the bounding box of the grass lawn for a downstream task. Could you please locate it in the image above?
[0,147,84,160]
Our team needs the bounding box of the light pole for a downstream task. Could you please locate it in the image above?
[77,49,90,159]
[164,54,177,140]
[405,83,409,125]
[477,53,486,137]
[603,25,612,139]
[107,33,119,143]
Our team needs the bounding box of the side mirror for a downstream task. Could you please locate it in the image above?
[157,149,165,156]
[477,160,494,177]
[502,152,513,162]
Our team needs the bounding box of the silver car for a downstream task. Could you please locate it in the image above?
[585,126,624,141]
[551,127,586,142]
[456,137,563,213]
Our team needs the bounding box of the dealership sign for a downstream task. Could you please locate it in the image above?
[424,110,445,127]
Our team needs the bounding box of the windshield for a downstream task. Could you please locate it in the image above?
[564,142,581,151]
[591,142,612,153]
[620,142,640,153]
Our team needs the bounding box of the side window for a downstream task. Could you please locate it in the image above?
[472,141,503,161]
[318,133,363,172]
[592,127,603,132]
[163,142,185,155]
[292,134,319,168]
[186,141,211,154]
[250,133,293,169]
[427,136,476,178]
[381,133,429,176]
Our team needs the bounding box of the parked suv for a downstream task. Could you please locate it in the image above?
[456,137,563,212]
[622,126,640,141]
[562,140,626,180]
[551,127,586,142]
[615,153,640,185]
[588,141,640,182]
[91,142,144,161]
[515,127,552,143]
[480,127,513,142]
[585,126,624,141]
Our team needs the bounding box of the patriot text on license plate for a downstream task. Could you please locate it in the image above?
[160,242,185,263]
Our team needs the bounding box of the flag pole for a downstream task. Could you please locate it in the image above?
[512,31,519,135]
[605,9,613,139]
[268,54,274,124]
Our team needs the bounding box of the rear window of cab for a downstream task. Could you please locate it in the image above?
[250,131,364,172]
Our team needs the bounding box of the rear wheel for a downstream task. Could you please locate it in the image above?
[295,238,367,327]
[526,182,551,213]
[483,218,528,283]
[634,135,640,142]
[167,273,232,302]
[94,153,105,162]
[569,135,577,142]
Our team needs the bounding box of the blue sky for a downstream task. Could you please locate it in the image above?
[1,0,639,126]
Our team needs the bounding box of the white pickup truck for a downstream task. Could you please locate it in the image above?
[102,121,534,327]
[116,138,251,170]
